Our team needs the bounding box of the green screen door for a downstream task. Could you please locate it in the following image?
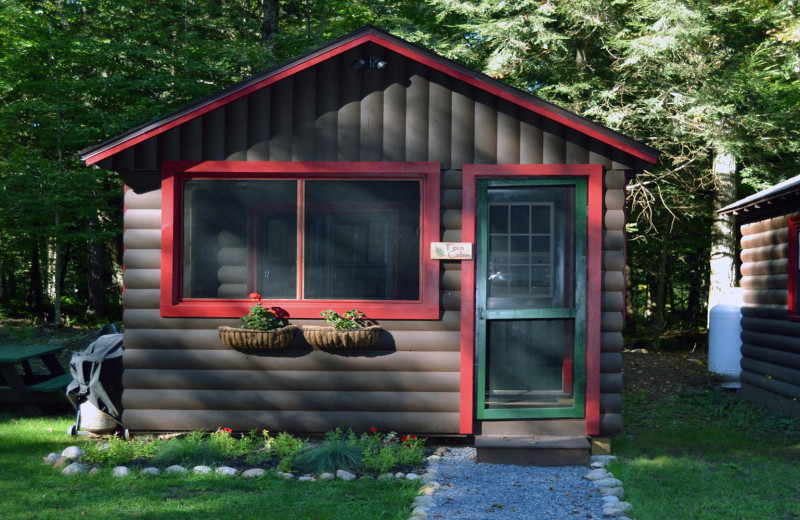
[476,179,586,419]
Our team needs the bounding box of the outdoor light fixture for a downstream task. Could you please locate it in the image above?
[352,57,388,70]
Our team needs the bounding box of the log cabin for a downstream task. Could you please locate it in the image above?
[719,174,800,419]
[80,26,660,464]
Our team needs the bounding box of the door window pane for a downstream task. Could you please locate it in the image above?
[485,319,575,410]
[486,187,574,309]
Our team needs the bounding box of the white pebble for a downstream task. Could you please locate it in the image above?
[61,446,84,460]
[112,466,130,477]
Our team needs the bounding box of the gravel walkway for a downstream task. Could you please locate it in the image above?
[422,447,608,520]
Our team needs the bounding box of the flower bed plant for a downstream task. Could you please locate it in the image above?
[79,426,425,477]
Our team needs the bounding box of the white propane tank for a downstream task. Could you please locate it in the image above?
[708,304,742,388]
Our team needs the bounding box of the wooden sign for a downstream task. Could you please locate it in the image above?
[431,242,473,260]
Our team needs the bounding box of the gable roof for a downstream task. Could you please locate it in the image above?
[80,25,660,166]
[718,173,800,215]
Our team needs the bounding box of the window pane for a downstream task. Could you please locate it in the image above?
[183,180,297,299]
[304,180,420,300]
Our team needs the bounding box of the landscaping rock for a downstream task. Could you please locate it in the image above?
[141,467,160,477]
[426,454,442,461]
[336,469,356,481]
[593,477,623,488]
[62,462,84,475]
[320,472,335,480]
[241,468,266,479]
[61,446,84,460]
[406,473,421,481]
[216,466,238,476]
[165,465,188,475]
[298,476,316,482]
[434,447,447,457]
[276,471,295,480]
[395,472,406,479]
[44,453,60,465]
[193,465,212,475]
[599,487,625,499]
[88,467,101,476]
[602,495,620,503]
[590,455,618,466]
[583,468,610,480]
[412,495,436,508]
[421,472,438,482]
[112,466,130,477]
[53,456,70,468]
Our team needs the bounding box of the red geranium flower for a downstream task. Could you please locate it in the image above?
[400,435,407,442]
[249,292,262,300]
[369,426,378,433]
[409,434,417,440]
[218,427,233,434]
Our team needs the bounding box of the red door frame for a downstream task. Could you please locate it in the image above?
[460,164,603,435]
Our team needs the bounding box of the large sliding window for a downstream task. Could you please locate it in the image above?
[162,162,440,319]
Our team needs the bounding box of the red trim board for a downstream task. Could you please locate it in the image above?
[160,161,440,320]
[460,164,603,436]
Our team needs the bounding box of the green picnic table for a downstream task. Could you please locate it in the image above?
[0,345,72,411]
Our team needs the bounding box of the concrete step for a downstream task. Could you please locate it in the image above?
[475,435,591,466]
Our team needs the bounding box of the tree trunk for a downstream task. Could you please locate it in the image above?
[261,0,278,44]
[707,151,739,325]
[31,244,43,317]
[625,260,637,331]
[52,213,61,325]
[651,233,669,350]
[86,214,106,319]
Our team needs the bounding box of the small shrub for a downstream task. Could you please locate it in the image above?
[269,431,306,472]
[294,438,364,474]
[360,429,425,474]
[82,433,160,466]
[153,431,221,466]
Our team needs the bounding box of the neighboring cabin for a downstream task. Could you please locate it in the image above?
[719,175,800,419]
[80,26,660,463]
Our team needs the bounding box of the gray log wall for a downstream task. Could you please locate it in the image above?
[738,215,800,418]
[117,41,638,435]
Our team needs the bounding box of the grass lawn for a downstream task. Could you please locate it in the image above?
[611,388,800,520]
[0,414,418,520]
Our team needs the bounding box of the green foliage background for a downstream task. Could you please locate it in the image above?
[1,0,798,337]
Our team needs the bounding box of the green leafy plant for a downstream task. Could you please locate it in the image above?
[320,309,367,330]
[241,293,286,330]
[82,433,160,466]
[269,431,307,472]
[360,428,426,474]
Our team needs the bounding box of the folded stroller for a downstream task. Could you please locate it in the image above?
[66,332,125,436]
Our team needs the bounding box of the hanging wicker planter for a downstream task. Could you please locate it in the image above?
[301,324,382,350]
[218,325,298,350]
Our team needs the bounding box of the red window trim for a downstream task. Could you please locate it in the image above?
[459,164,603,435]
[161,161,440,320]
[788,216,800,321]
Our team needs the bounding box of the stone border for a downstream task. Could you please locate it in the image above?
[44,445,425,484]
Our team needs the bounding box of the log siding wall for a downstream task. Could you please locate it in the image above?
[738,214,800,418]
[118,42,637,435]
